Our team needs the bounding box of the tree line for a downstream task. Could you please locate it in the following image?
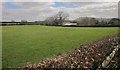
[1,11,120,26]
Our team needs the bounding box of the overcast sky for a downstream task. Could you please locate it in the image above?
[1,0,119,22]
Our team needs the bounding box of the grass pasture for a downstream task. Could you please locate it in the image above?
[2,25,118,68]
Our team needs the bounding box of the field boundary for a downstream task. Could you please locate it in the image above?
[97,45,120,69]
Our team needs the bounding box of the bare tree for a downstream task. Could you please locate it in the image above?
[45,11,69,26]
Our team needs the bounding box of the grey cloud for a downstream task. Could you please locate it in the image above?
[2,2,118,21]
[2,2,55,21]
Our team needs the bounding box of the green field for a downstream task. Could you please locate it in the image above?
[2,25,118,68]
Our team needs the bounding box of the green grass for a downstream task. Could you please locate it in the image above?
[2,25,118,68]
[0,26,2,69]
